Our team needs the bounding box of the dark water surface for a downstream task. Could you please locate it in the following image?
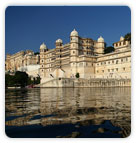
[5,87,131,138]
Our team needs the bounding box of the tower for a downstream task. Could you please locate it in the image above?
[55,39,63,69]
[70,29,79,77]
[40,43,47,78]
[95,36,105,55]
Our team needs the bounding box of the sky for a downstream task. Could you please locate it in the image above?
[5,6,131,55]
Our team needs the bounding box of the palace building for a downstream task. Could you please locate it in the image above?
[5,50,40,77]
[40,29,131,84]
[5,29,131,84]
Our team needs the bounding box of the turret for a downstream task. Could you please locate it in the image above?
[95,36,105,55]
[40,43,47,77]
[55,39,63,47]
[55,39,63,68]
[70,29,79,77]
[120,36,124,41]
[70,29,79,56]
[40,43,48,52]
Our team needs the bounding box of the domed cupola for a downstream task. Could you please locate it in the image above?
[40,43,47,49]
[97,36,104,42]
[70,29,78,37]
[120,36,124,41]
[55,39,63,43]
[55,39,63,46]
[28,52,32,56]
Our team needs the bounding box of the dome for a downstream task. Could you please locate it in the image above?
[120,36,124,41]
[56,39,63,43]
[98,36,104,42]
[28,52,32,56]
[70,29,78,36]
[40,43,47,49]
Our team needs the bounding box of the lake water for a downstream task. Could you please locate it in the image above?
[5,87,131,138]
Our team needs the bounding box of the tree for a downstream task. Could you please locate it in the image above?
[75,73,80,78]
[124,33,131,43]
[14,71,28,87]
[34,52,40,55]
[5,71,40,88]
[27,77,33,85]
[104,46,115,54]
[35,76,41,84]
[5,74,15,87]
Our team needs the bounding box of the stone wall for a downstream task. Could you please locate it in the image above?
[40,78,131,88]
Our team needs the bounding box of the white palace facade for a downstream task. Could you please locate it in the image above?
[40,29,131,84]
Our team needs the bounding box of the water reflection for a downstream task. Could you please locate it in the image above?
[5,87,131,138]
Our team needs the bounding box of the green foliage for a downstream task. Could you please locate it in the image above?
[5,71,41,88]
[27,77,33,85]
[104,46,115,54]
[34,52,40,55]
[34,76,41,84]
[30,76,41,85]
[14,71,28,87]
[124,33,131,43]
[5,74,15,87]
[75,73,80,78]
